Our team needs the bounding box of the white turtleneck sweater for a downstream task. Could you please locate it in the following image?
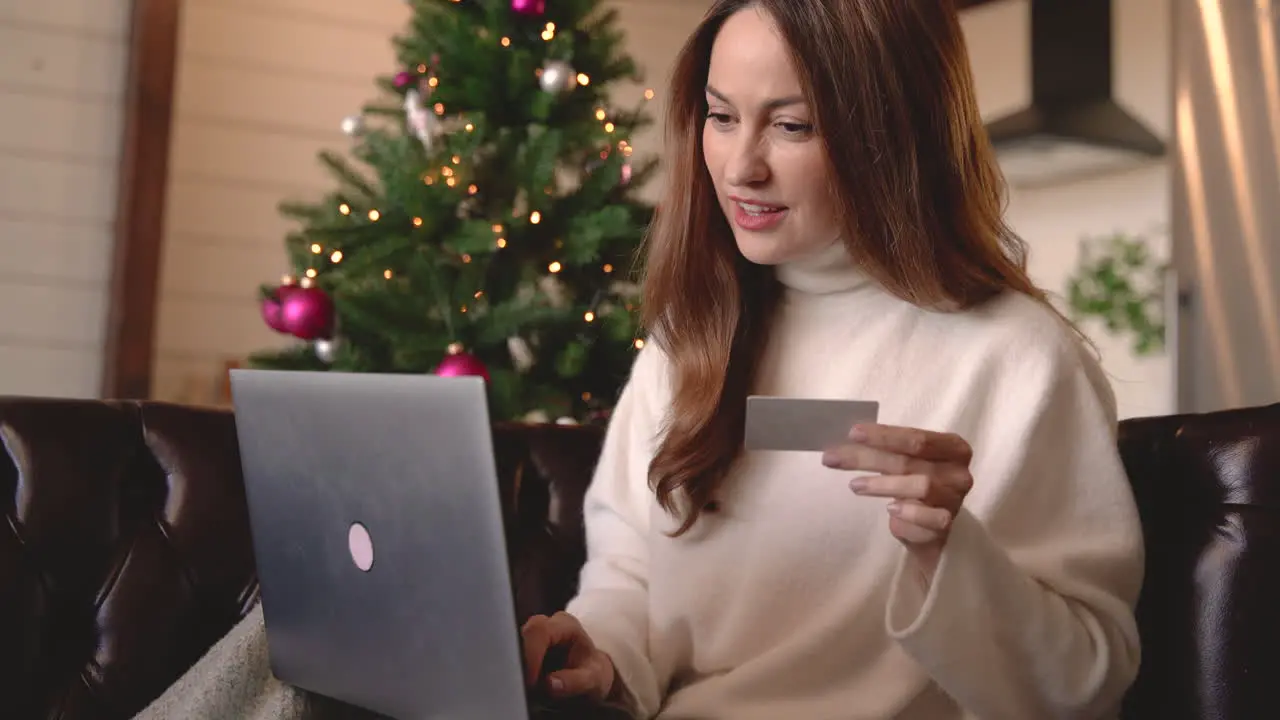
[564,244,1145,720]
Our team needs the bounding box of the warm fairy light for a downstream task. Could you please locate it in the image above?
[281,274,296,285]
[595,108,607,121]
[530,211,542,224]
[492,224,504,233]
[442,167,455,177]
[465,123,475,132]
[446,177,457,187]
[496,238,507,248]
[577,73,590,86]
[433,103,445,115]
[300,277,314,288]
[305,268,318,278]
[584,311,596,323]
[461,305,468,313]
[474,290,484,299]
[582,391,592,402]
[468,184,478,195]
[413,217,424,227]
[604,122,615,133]
[600,150,609,160]
[623,146,634,157]
[338,203,351,215]
[384,269,393,279]
[634,338,645,349]
[545,22,556,31]
[603,263,614,273]
[452,155,461,164]
[548,261,562,273]
[644,88,655,100]
[501,36,511,47]
[428,77,439,88]
[462,254,472,263]
[368,209,381,221]
[418,63,428,73]
[330,250,343,263]
[541,28,555,41]
[424,175,435,185]
[310,243,322,254]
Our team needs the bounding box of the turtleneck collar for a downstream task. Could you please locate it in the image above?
[773,239,871,295]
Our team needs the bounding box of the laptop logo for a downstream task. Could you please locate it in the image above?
[348,522,375,572]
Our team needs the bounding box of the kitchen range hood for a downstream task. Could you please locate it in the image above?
[983,0,1166,188]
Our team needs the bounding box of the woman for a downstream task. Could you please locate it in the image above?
[519,0,1145,718]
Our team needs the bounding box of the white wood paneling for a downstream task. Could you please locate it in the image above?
[169,120,343,192]
[0,0,129,398]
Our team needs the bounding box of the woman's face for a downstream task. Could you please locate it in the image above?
[702,7,842,267]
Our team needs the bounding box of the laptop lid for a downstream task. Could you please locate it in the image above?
[229,369,528,719]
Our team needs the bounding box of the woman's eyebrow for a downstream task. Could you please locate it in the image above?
[705,85,806,111]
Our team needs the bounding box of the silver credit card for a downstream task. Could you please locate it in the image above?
[744,396,880,452]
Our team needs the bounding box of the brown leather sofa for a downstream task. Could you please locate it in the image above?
[2,396,1277,719]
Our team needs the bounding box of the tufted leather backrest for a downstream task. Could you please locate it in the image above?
[3,397,1278,719]
[1117,402,1280,720]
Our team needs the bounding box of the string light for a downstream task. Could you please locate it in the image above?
[428,77,439,88]
[492,224,504,233]
[465,123,475,132]
[418,63,428,73]
[424,175,435,185]
[305,268,318,278]
[604,122,615,133]
[496,238,507,248]
[577,73,591,86]
[330,250,343,263]
[368,209,381,221]
[310,243,323,254]
[461,305,468,313]
[446,178,457,187]
[452,155,462,164]
[468,184,478,195]
[433,103,445,115]
[595,109,607,121]
[442,167,455,177]
[584,311,596,322]
[474,290,484,299]
[603,264,614,273]
[582,392,592,402]
[462,254,472,263]
[634,338,646,349]
[300,277,314,288]
[281,274,296,285]
[384,269,393,279]
[501,36,511,47]
[548,261,562,273]
[413,217,424,227]
[530,211,542,224]
[339,203,351,215]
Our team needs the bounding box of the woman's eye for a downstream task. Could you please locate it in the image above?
[706,112,734,125]
[778,122,813,135]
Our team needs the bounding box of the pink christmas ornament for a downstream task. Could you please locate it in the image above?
[394,71,414,88]
[511,0,546,16]
[280,286,336,340]
[434,350,490,383]
[260,286,293,334]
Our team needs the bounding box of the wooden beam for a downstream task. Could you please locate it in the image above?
[102,0,181,399]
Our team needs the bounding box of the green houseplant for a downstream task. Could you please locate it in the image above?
[1065,231,1169,357]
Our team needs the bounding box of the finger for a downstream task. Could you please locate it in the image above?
[520,618,551,686]
[850,424,972,463]
[888,499,953,531]
[849,473,932,500]
[822,443,932,476]
[547,667,607,700]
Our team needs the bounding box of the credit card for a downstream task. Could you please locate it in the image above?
[744,396,880,452]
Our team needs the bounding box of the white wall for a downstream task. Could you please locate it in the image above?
[960,0,1176,420]
[0,0,130,397]
[149,0,713,405]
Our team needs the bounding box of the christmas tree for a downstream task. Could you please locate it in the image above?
[249,0,659,424]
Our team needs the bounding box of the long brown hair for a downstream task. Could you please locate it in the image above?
[640,0,1049,536]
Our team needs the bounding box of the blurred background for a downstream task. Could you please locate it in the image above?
[1,0,1276,420]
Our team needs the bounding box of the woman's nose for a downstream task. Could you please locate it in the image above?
[725,138,769,187]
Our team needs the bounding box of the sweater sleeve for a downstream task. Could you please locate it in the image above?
[564,345,666,719]
[884,332,1145,720]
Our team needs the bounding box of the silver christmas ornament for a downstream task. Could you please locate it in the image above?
[539,60,575,94]
[340,115,364,136]
[314,337,340,363]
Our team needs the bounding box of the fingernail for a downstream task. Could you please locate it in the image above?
[887,501,902,515]
[849,426,868,442]
[550,677,563,692]
[849,478,867,492]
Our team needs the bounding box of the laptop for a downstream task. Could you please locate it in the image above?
[229,369,576,719]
